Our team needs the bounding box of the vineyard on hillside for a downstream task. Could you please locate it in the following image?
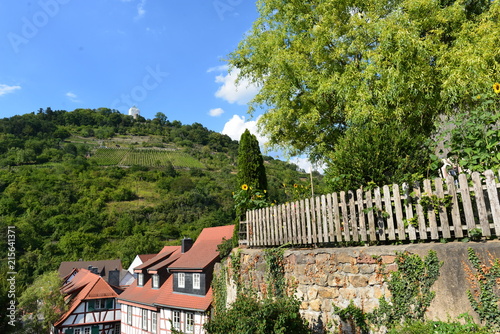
[90,148,205,168]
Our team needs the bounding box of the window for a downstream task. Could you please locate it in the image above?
[127,305,132,325]
[152,274,159,288]
[152,312,157,334]
[138,273,144,286]
[142,309,148,330]
[186,312,194,333]
[178,273,185,288]
[193,273,200,290]
[173,310,180,330]
[84,327,91,334]
[74,329,81,334]
[111,323,120,334]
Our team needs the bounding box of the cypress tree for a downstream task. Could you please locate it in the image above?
[237,129,267,191]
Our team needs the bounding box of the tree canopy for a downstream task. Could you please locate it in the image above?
[229,0,500,162]
[237,129,268,191]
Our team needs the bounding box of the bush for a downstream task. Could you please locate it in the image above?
[204,295,310,334]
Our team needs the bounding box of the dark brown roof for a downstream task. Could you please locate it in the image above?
[58,259,122,282]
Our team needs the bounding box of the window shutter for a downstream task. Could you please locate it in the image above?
[106,298,114,309]
[91,325,99,334]
[88,300,95,311]
[65,329,74,334]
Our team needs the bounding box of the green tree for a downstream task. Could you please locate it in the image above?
[18,271,67,334]
[237,129,267,191]
[228,0,500,166]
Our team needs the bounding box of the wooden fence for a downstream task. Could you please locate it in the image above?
[240,169,500,247]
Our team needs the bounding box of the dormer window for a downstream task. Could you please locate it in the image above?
[178,273,185,288]
[152,274,159,289]
[138,273,144,287]
[193,273,200,290]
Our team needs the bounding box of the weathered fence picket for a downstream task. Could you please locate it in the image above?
[240,169,500,247]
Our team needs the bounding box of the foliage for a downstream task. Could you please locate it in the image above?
[442,87,500,173]
[333,300,369,334]
[464,248,500,331]
[204,294,310,334]
[326,121,437,191]
[211,263,228,314]
[386,314,492,334]
[18,271,67,333]
[264,247,286,298]
[233,186,269,220]
[370,250,442,328]
[229,0,499,161]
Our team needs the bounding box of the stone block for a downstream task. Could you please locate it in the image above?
[339,288,356,300]
[322,299,333,313]
[328,273,347,287]
[314,274,328,286]
[300,301,309,310]
[336,252,355,264]
[309,299,322,311]
[381,255,396,264]
[318,287,339,299]
[307,286,318,300]
[343,264,359,274]
[315,253,330,265]
[359,264,375,274]
[349,275,369,288]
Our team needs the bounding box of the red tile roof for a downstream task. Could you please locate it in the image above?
[55,269,122,327]
[135,246,181,271]
[118,225,234,312]
[154,275,213,311]
[138,254,157,262]
[168,225,234,270]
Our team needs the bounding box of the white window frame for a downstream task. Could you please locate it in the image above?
[152,312,157,334]
[173,310,180,330]
[74,329,81,334]
[152,274,159,288]
[84,327,91,334]
[178,273,185,288]
[138,273,144,286]
[142,309,148,330]
[127,305,132,325]
[193,273,200,290]
[186,312,194,333]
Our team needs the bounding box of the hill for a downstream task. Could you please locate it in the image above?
[0,108,326,330]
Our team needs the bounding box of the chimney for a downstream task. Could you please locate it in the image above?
[109,269,120,286]
[181,238,193,253]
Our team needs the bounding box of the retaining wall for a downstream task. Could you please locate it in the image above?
[219,240,500,333]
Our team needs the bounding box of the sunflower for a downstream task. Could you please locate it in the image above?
[241,184,249,191]
[494,82,500,94]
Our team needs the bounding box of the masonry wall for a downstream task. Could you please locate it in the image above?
[220,240,500,333]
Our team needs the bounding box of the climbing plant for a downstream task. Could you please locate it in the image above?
[464,248,500,331]
[369,250,442,328]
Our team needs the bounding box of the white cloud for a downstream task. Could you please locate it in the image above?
[289,157,325,174]
[135,0,146,20]
[66,91,80,103]
[221,114,267,145]
[214,68,259,105]
[208,107,224,117]
[0,84,21,96]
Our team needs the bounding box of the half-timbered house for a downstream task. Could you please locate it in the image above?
[117,225,234,334]
[52,268,124,334]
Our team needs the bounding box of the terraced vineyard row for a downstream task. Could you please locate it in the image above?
[91,148,204,168]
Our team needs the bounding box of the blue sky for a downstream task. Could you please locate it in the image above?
[0,0,317,171]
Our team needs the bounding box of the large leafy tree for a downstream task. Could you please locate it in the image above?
[228,0,500,164]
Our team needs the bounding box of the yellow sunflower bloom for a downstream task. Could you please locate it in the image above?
[494,82,500,94]
[241,184,248,191]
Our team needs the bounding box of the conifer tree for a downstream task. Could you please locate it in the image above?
[237,129,267,192]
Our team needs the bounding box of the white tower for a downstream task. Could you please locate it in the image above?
[128,106,140,119]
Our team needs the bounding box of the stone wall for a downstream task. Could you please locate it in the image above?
[220,240,500,333]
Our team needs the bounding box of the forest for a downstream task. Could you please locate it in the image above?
[0,107,326,331]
